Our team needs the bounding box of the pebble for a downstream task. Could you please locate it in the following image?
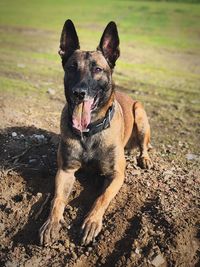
[132,169,141,176]
[64,239,70,248]
[72,251,77,260]
[71,213,76,219]
[5,260,18,267]
[135,248,140,254]
[31,134,46,142]
[11,132,17,137]
[186,153,199,161]
[151,254,166,267]
[0,223,5,232]
[70,242,75,248]
[146,181,151,186]
[130,252,135,258]
[104,230,110,237]
[163,170,173,177]
[47,88,56,95]
[36,192,42,198]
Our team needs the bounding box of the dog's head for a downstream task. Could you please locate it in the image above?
[59,20,120,132]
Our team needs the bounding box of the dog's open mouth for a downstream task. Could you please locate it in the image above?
[72,97,97,132]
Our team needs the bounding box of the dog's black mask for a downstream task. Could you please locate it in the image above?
[59,20,120,132]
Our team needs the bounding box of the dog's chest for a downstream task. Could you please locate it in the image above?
[80,136,115,175]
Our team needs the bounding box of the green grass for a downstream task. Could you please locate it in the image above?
[0,0,199,159]
[0,0,199,103]
[0,1,200,49]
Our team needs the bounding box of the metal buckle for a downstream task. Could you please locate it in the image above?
[82,128,90,133]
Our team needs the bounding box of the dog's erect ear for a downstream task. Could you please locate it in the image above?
[59,19,80,62]
[97,21,120,68]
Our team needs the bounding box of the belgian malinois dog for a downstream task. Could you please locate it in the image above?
[39,20,152,245]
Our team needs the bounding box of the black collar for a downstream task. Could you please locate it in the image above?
[69,104,115,137]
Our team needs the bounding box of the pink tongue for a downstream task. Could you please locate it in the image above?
[72,99,93,132]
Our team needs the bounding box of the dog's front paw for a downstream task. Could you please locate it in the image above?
[39,217,62,246]
[81,213,103,245]
[137,155,152,169]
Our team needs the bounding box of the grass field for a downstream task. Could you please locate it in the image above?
[0,1,200,266]
[0,0,200,149]
[0,0,200,93]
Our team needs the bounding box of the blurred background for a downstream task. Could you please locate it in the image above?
[0,0,200,148]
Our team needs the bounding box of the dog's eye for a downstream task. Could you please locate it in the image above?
[94,67,103,73]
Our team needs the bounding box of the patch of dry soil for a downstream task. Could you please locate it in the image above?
[0,92,199,267]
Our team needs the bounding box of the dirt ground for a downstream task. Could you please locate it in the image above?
[0,80,199,267]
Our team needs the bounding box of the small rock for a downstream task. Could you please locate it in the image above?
[22,193,27,200]
[71,213,76,220]
[58,244,65,253]
[0,223,5,232]
[151,254,166,267]
[11,132,17,137]
[36,192,42,198]
[163,170,173,177]
[104,230,110,237]
[31,134,46,143]
[130,252,135,258]
[47,88,56,95]
[186,153,199,161]
[68,205,73,211]
[5,260,18,267]
[70,242,75,248]
[132,169,141,176]
[72,251,77,260]
[146,181,151,187]
[135,248,140,254]
[64,239,70,248]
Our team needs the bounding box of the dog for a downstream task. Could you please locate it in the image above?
[39,20,152,246]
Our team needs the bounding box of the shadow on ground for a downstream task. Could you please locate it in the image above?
[0,126,105,247]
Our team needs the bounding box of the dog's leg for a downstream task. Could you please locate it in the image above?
[81,153,125,245]
[134,102,152,169]
[39,168,77,245]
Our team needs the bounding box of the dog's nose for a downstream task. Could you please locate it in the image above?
[73,89,86,101]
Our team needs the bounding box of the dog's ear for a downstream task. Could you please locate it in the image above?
[97,21,120,68]
[59,19,80,63]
